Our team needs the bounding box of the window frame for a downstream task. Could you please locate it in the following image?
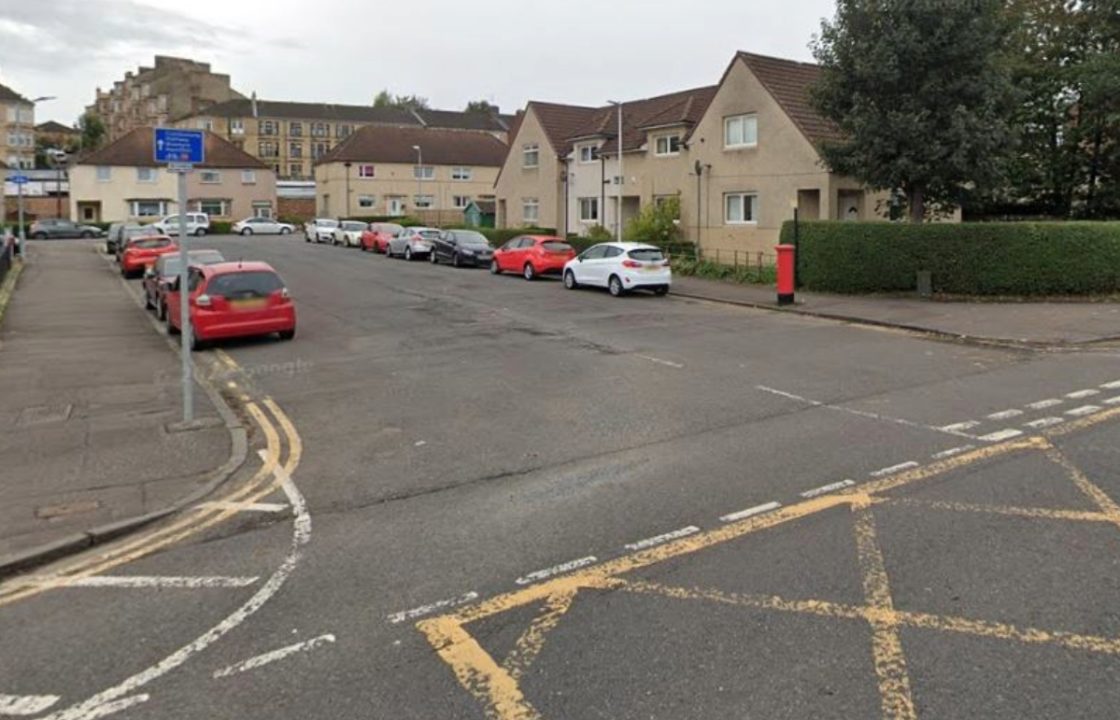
[136,167,157,183]
[358,164,375,178]
[724,192,760,225]
[96,166,112,182]
[578,197,599,223]
[241,170,256,185]
[230,119,245,135]
[451,166,473,181]
[724,114,759,149]
[413,165,435,181]
[654,134,682,157]
[578,144,597,164]
[199,170,221,184]
[521,198,539,222]
[522,143,540,169]
[358,195,376,209]
[452,195,471,210]
[413,194,434,209]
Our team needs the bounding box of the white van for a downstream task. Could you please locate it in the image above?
[153,213,210,237]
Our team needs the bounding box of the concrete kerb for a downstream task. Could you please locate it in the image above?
[0,246,250,580]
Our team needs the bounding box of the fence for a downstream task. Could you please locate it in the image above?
[0,235,13,287]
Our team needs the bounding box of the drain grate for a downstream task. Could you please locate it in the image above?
[15,404,73,427]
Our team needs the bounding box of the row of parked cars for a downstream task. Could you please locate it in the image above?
[301,219,672,297]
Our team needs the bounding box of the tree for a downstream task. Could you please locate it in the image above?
[372,89,429,110]
[810,0,1015,221]
[624,196,683,246]
[465,99,498,114]
[79,113,105,151]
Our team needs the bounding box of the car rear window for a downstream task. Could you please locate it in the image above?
[342,222,366,231]
[417,230,441,240]
[376,224,403,234]
[628,248,665,262]
[131,238,171,249]
[207,271,284,298]
[542,241,573,253]
[318,220,339,228]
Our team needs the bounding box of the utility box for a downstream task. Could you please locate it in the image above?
[917,270,933,298]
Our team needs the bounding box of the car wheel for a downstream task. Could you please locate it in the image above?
[654,285,669,296]
[187,327,204,351]
[452,253,461,268]
[430,250,439,264]
[280,227,291,235]
[405,247,413,261]
[278,328,295,341]
[489,260,501,275]
[166,316,180,336]
[305,234,311,243]
[564,270,579,290]
[241,228,253,236]
[195,228,206,237]
[32,232,47,240]
[80,231,94,239]
[608,274,624,297]
[523,263,536,281]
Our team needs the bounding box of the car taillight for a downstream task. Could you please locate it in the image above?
[661,259,671,267]
[622,260,642,269]
[195,294,212,308]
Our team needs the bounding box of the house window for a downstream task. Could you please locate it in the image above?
[259,120,277,136]
[724,192,759,224]
[193,199,230,217]
[289,142,303,158]
[259,141,278,157]
[654,135,681,156]
[578,197,599,223]
[413,165,434,180]
[523,143,539,168]
[453,195,471,209]
[290,122,303,136]
[253,202,273,219]
[522,198,539,223]
[199,170,221,184]
[312,122,329,137]
[724,114,758,149]
[288,164,302,179]
[197,119,213,131]
[358,195,375,209]
[335,124,352,139]
[129,200,167,217]
[136,167,156,183]
[413,195,434,208]
[311,142,329,159]
[96,166,112,181]
[358,164,375,178]
[231,119,245,135]
[451,166,472,181]
[578,145,597,163]
[241,170,256,184]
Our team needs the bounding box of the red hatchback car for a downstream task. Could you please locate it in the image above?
[359,222,403,253]
[491,235,576,280]
[165,261,296,351]
[120,235,178,278]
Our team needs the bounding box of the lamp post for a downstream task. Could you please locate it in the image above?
[15,96,55,253]
[411,145,422,221]
[608,100,623,239]
[343,161,352,218]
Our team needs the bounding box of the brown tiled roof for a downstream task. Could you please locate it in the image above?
[527,102,600,156]
[0,83,29,104]
[75,127,269,169]
[318,125,508,166]
[592,86,718,156]
[736,52,843,146]
[199,99,420,125]
[36,120,78,135]
[414,109,509,133]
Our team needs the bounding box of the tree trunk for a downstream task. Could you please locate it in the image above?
[908,186,925,223]
[1085,121,1104,218]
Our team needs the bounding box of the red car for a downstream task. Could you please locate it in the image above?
[166,261,296,351]
[360,222,403,253]
[490,235,576,280]
[120,235,178,278]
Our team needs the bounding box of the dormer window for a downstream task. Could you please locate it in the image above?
[578,145,597,163]
[654,135,681,156]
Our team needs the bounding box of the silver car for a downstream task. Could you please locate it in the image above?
[231,217,295,236]
[303,218,339,243]
[386,227,442,260]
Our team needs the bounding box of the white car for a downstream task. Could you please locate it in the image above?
[232,217,295,236]
[332,221,369,247]
[563,242,671,297]
[153,212,210,237]
[386,227,442,260]
[304,218,339,243]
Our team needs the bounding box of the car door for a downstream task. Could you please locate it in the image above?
[600,245,625,285]
[572,244,605,285]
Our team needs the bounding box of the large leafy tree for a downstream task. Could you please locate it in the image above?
[811,0,1015,221]
[1072,0,1120,218]
[79,113,105,151]
[373,89,429,110]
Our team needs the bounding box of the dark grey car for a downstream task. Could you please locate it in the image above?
[106,223,145,254]
[29,218,106,239]
[430,229,495,268]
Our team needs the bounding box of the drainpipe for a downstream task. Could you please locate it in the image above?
[600,152,606,231]
[694,160,702,249]
[561,158,570,237]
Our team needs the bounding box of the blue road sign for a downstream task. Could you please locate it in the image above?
[8,175,29,185]
[154,128,205,165]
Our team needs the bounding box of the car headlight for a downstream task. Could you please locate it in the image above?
[461,248,476,255]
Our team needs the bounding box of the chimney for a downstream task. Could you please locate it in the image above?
[251,91,258,118]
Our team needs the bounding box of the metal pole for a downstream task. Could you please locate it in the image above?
[416,147,422,220]
[17,180,25,257]
[616,103,623,240]
[56,161,62,218]
[176,170,193,423]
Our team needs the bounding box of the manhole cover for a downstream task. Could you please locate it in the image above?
[15,404,73,427]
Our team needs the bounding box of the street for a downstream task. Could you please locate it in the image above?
[3,235,1120,719]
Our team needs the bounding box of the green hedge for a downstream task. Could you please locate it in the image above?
[210,221,233,235]
[343,215,424,227]
[780,221,1120,296]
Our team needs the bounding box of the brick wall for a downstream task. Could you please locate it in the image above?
[277,197,315,222]
[4,195,70,222]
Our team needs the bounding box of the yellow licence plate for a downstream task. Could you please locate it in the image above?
[644,264,663,271]
[231,299,267,310]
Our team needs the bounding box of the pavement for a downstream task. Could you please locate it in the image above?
[0,240,235,565]
[2,235,1120,719]
[671,275,1120,346]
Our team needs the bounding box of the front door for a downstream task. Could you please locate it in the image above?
[388,197,404,217]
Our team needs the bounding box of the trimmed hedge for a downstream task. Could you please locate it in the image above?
[343,215,425,227]
[780,221,1120,296]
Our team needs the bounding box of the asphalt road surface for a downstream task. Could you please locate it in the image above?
[4,234,1120,720]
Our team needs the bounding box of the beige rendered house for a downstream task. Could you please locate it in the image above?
[70,128,276,224]
[314,125,507,225]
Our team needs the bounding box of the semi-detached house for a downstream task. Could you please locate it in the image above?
[495,51,888,258]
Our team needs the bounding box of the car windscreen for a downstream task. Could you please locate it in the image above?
[627,248,665,262]
[206,271,284,298]
[543,241,573,253]
[162,252,224,275]
[130,238,171,249]
[417,230,441,240]
[377,224,403,234]
[456,232,490,245]
[123,226,153,238]
[342,222,366,231]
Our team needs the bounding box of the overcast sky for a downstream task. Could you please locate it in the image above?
[0,0,837,126]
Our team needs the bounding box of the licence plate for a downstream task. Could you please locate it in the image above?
[231,298,267,310]
[644,264,663,271]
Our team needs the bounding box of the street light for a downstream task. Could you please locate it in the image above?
[12,97,54,255]
[608,101,623,239]
[47,148,67,219]
[343,161,352,218]
[412,144,422,220]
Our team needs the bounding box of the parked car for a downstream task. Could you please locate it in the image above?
[165,261,297,351]
[142,249,226,320]
[332,221,369,247]
[231,217,295,236]
[303,218,339,243]
[28,218,106,240]
[120,235,178,279]
[430,230,494,268]
[115,224,162,263]
[563,242,671,297]
[386,227,441,260]
[491,235,576,280]
[152,213,210,237]
[359,223,403,253]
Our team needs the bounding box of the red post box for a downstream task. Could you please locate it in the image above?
[775,244,795,305]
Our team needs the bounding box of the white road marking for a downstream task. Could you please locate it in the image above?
[719,501,781,523]
[0,694,60,715]
[1105,396,1120,406]
[516,557,598,585]
[212,634,336,679]
[197,501,288,514]
[932,446,975,460]
[939,421,980,433]
[637,355,685,369]
[870,462,919,478]
[53,576,259,589]
[387,592,480,624]
[757,386,977,438]
[1100,380,1120,390]
[1027,399,1063,410]
[1025,417,1065,429]
[1067,389,1100,399]
[986,409,1023,421]
[799,480,855,498]
[1067,405,1102,417]
[624,526,700,551]
[980,429,1024,442]
[38,450,310,720]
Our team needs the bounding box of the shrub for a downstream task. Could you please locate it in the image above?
[210,221,233,235]
[780,220,1120,296]
[672,256,777,285]
[624,196,683,246]
[343,215,424,227]
[584,224,613,242]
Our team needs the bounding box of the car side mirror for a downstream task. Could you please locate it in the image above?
[169,277,180,291]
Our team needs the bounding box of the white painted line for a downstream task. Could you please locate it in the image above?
[940,421,980,433]
[0,694,60,715]
[624,526,700,551]
[387,592,480,624]
[70,695,149,720]
[637,355,684,369]
[870,462,919,478]
[980,429,1024,442]
[1104,396,1120,406]
[986,409,1023,421]
[212,634,335,679]
[1027,399,1063,410]
[932,446,975,460]
[1100,380,1120,390]
[58,576,259,589]
[1066,389,1100,399]
[799,479,855,498]
[1025,417,1064,429]
[516,557,598,585]
[197,501,288,514]
[1066,405,1102,417]
[719,501,781,523]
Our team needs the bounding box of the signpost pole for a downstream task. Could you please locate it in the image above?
[176,169,193,423]
[16,180,25,257]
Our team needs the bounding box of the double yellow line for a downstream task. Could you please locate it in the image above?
[0,352,303,608]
